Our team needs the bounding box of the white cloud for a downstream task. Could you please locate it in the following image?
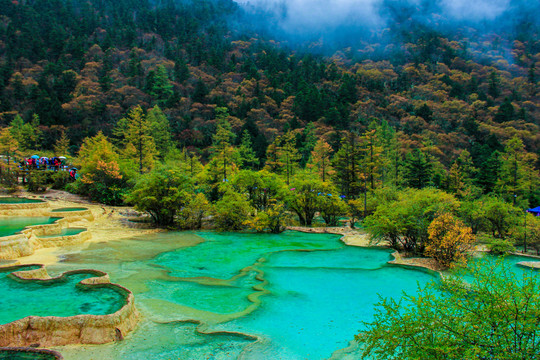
[235,0,514,32]
[440,0,511,20]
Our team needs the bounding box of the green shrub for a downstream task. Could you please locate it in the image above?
[26,171,52,192]
[0,170,19,193]
[482,234,516,255]
[51,171,72,190]
[212,190,252,231]
[178,193,211,229]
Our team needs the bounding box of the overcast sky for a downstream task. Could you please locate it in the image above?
[235,0,513,34]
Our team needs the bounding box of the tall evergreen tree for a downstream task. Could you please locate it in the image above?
[121,106,157,174]
[206,107,238,188]
[147,105,172,157]
[309,139,334,182]
[496,136,539,206]
[333,132,361,198]
[238,130,258,170]
[403,148,432,189]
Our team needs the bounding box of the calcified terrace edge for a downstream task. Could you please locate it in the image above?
[0,346,64,359]
[0,264,139,348]
[0,204,94,260]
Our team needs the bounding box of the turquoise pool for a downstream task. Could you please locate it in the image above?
[51,207,88,212]
[0,197,44,204]
[0,348,62,359]
[38,228,86,238]
[0,266,125,325]
[18,231,538,360]
[45,231,435,359]
[0,217,60,237]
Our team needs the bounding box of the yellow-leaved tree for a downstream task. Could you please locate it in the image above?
[426,213,475,268]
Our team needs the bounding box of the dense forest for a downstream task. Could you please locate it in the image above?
[0,0,538,212]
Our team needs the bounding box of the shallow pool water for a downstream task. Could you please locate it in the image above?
[38,228,86,238]
[0,349,60,359]
[0,217,60,237]
[44,231,435,359]
[0,197,44,204]
[0,267,125,324]
[34,231,538,360]
[50,207,88,212]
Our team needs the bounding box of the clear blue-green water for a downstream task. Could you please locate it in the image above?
[12,230,537,360]
[44,231,435,359]
[0,217,60,237]
[0,197,44,204]
[0,349,60,359]
[0,266,125,324]
[38,228,86,238]
[50,207,88,212]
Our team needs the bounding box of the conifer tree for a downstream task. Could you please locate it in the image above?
[497,136,539,206]
[403,148,432,189]
[375,120,400,186]
[238,130,258,169]
[147,105,172,157]
[264,131,300,185]
[360,127,383,191]
[121,106,157,174]
[309,138,334,182]
[53,131,70,156]
[147,65,173,104]
[279,131,301,185]
[477,150,501,194]
[0,127,19,171]
[447,150,479,198]
[205,107,238,195]
[333,132,361,198]
[9,114,41,150]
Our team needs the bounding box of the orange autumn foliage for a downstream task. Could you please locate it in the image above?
[426,213,475,268]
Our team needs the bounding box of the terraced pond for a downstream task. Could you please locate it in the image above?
[0,217,60,237]
[38,228,86,238]
[0,266,125,324]
[43,231,436,359]
[1,230,535,359]
[0,197,45,204]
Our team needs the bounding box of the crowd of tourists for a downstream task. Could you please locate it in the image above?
[19,156,78,179]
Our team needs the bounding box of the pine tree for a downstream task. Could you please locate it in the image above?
[497,136,539,206]
[0,127,19,172]
[264,131,301,185]
[309,139,334,182]
[403,148,432,189]
[147,105,172,157]
[238,130,258,170]
[207,107,238,183]
[279,131,301,185]
[376,120,400,186]
[53,131,70,156]
[332,132,362,198]
[447,150,479,198]
[360,127,384,190]
[148,65,173,104]
[121,106,157,174]
[477,150,501,194]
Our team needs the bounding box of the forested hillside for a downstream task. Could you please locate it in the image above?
[0,0,538,206]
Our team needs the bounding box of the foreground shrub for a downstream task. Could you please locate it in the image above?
[26,171,51,192]
[125,165,192,226]
[178,193,210,229]
[51,171,72,190]
[356,260,540,359]
[212,190,252,231]
[482,234,516,255]
[425,213,475,268]
[244,202,289,233]
[78,161,128,205]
